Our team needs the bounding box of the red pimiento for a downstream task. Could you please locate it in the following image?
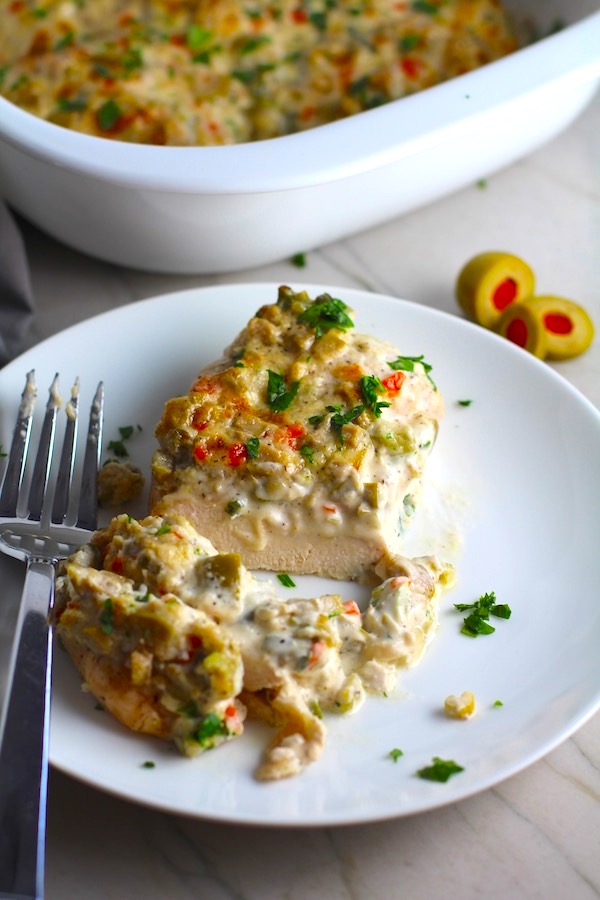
[401,57,420,79]
[308,640,326,667]
[275,422,305,449]
[343,600,361,616]
[506,317,527,347]
[544,313,573,335]
[194,444,208,462]
[292,7,308,22]
[227,443,248,466]
[492,277,518,311]
[110,557,124,574]
[381,371,405,394]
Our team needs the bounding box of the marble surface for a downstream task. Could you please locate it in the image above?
[9,88,600,899]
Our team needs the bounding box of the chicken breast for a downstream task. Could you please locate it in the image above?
[151,285,443,580]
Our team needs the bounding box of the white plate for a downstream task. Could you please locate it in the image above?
[1,283,599,827]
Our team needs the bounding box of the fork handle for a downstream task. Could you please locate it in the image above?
[0,559,55,900]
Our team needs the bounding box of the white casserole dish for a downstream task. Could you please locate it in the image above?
[0,1,598,274]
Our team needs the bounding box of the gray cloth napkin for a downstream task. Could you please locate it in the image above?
[0,201,34,366]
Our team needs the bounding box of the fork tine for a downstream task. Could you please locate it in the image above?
[27,374,61,522]
[0,370,37,518]
[76,381,104,531]
[51,378,80,525]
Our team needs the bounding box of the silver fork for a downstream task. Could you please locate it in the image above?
[0,371,104,900]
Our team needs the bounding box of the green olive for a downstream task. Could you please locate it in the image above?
[496,302,548,358]
[456,252,535,329]
[524,296,595,360]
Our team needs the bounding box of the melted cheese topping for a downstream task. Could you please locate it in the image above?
[54,513,454,779]
[0,0,517,145]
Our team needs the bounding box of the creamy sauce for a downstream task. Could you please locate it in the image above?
[55,512,454,779]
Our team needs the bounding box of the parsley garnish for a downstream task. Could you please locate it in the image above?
[412,0,439,13]
[360,375,391,418]
[54,30,74,51]
[57,95,87,112]
[193,713,229,747]
[416,757,464,782]
[187,25,213,52]
[454,591,512,637]
[141,761,156,769]
[298,295,354,338]
[457,399,473,407]
[291,252,307,268]
[246,436,260,458]
[155,523,171,536]
[266,370,300,411]
[239,35,272,54]
[314,404,364,446]
[389,748,404,763]
[106,424,141,459]
[99,598,114,634]
[123,46,143,72]
[97,98,122,131]
[277,573,296,588]
[387,354,436,389]
[493,700,504,708]
[299,444,314,464]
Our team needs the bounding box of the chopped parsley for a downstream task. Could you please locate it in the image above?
[154,523,172,536]
[387,354,436,389]
[416,757,464,782]
[246,436,260,458]
[277,573,296,588]
[389,748,404,763]
[141,761,156,769]
[399,33,420,52]
[299,444,314,464]
[97,98,122,131]
[457,399,473,407]
[192,713,229,748]
[54,30,75,51]
[57,95,87,112]
[123,46,144,73]
[360,375,391,418]
[187,25,213,52]
[290,252,307,268]
[106,423,141,458]
[311,404,364,445]
[454,591,512,637]
[298,294,354,338]
[239,35,272,54]
[492,700,504,708]
[412,0,439,13]
[99,598,114,634]
[266,370,300,411]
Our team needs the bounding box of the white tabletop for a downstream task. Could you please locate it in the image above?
[16,90,600,900]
